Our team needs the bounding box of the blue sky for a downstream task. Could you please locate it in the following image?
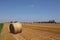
[0,0,60,22]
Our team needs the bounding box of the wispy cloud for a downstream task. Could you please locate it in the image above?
[28,4,35,8]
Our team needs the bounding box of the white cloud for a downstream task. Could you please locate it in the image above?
[28,4,35,8]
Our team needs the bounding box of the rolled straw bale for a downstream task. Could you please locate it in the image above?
[9,22,22,34]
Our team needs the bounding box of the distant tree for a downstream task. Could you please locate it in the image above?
[48,20,56,23]
[10,21,13,23]
[14,21,18,23]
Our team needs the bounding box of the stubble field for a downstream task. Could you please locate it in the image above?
[1,22,60,40]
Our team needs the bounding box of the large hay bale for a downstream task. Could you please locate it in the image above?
[9,22,22,34]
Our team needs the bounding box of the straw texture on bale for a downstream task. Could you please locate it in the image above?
[9,22,22,34]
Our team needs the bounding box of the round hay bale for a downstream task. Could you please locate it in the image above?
[9,22,22,34]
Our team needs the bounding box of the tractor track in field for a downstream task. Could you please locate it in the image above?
[1,23,60,40]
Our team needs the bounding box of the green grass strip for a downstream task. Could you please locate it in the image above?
[0,23,4,33]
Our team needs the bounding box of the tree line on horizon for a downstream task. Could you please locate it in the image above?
[33,20,56,23]
[10,20,57,23]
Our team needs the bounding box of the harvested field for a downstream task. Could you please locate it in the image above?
[1,23,60,40]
